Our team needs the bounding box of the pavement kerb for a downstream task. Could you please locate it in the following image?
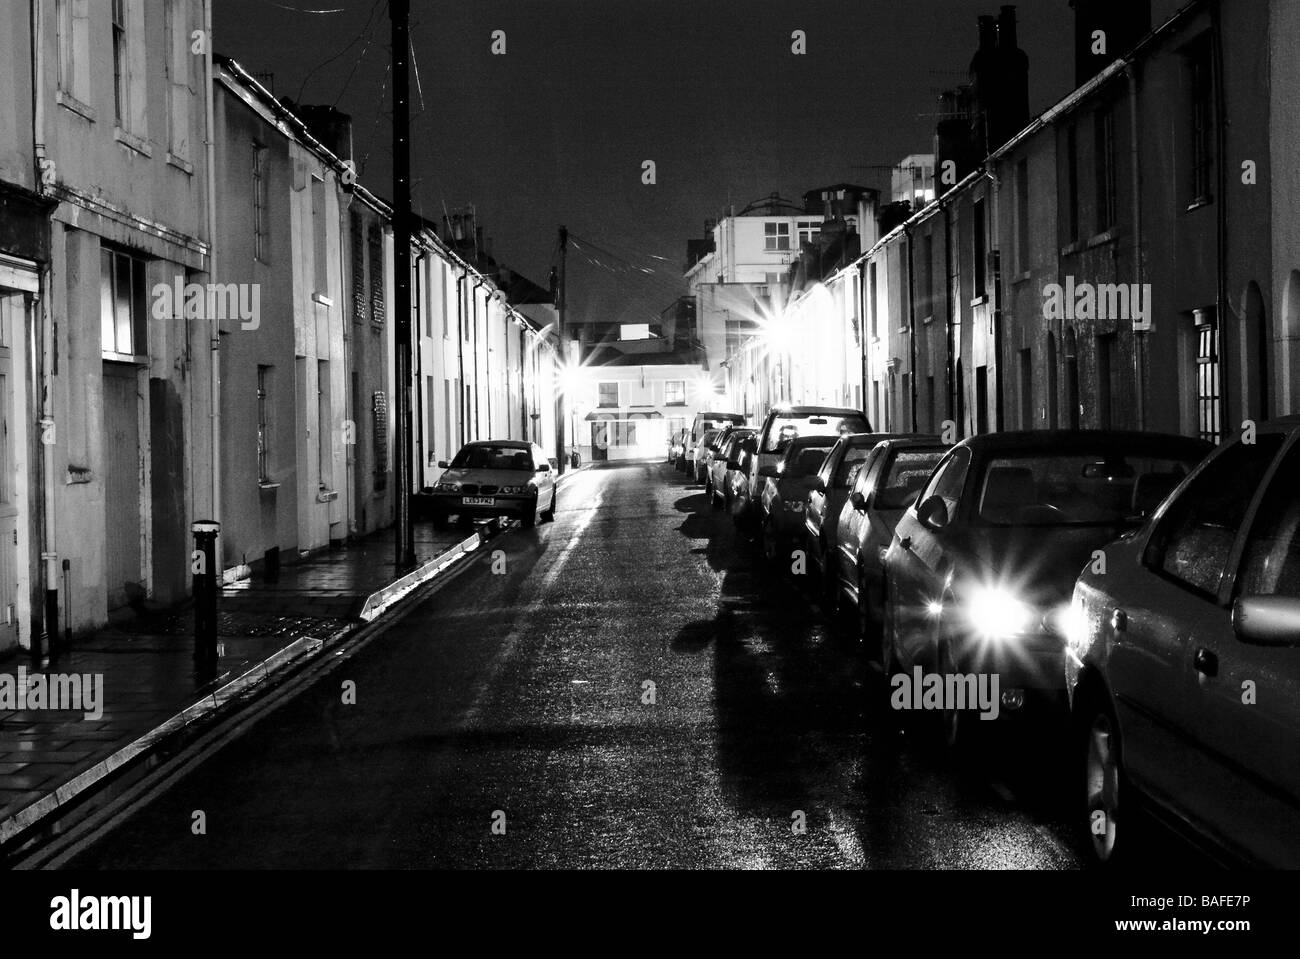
[0,514,511,851]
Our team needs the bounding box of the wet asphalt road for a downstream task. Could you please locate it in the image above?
[65,459,1176,869]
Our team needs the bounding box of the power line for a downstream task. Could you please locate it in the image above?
[292,0,385,104]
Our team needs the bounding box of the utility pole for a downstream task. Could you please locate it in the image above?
[556,225,568,472]
[391,0,415,571]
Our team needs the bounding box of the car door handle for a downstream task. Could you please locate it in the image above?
[1111,608,1127,632]
[898,535,912,550]
[1193,647,1218,678]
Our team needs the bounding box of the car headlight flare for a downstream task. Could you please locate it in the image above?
[500,485,529,494]
[965,585,1036,641]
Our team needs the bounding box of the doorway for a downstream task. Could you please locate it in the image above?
[103,362,142,610]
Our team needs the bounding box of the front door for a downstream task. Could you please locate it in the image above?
[591,421,608,461]
[103,362,142,610]
[0,294,22,646]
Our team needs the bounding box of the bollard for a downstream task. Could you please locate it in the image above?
[192,520,220,673]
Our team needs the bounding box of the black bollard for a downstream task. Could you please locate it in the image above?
[192,520,220,674]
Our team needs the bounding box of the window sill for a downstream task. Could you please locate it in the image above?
[258,481,281,491]
[1059,239,1085,257]
[921,314,935,326]
[1185,196,1213,213]
[316,488,339,503]
[57,90,95,122]
[1086,228,1119,249]
[1011,270,1032,286]
[312,292,333,307]
[102,350,147,365]
[970,294,988,307]
[113,127,154,158]
[166,153,194,175]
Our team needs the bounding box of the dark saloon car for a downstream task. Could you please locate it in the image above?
[830,438,948,653]
[428,440,558,530]
[708,428,755,507]
[1066,416,1300,867]
[757,436,837,562]
[805,432,935,610]
[882,430,1212,747]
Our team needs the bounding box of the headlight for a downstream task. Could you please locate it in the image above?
[964,585,1036,641]
[436,480,461,491]
[500,485,530,494]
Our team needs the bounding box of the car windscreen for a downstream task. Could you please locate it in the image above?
[450,445,535,471]
[784,444,835,478]
[975,451,1198,526]
[763,414,869,452]
[876,448,947,503]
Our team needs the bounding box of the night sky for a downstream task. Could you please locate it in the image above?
[214,0,1181,329]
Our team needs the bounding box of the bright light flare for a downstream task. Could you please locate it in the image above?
[965,585,1036,641]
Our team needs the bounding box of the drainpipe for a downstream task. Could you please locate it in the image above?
[413,247,426,484]
[204,0,221,530]
[983,167,1004,432]
[1211,0,1229,440]
[1126,63,1145,431]
[455,267,466,447]
[944,197,956,430]
[31,0,58,659]
[472,276,488,437]
[904,224,918,431]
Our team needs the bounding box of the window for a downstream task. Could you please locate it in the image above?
[1019,349,1033,428]
[879,448,947,507]
[1095,107,1117,232]
[1066,123,1080,242]
[372,391,389,490]
[312,176,328,294]
[1146,436,1282,597]
[1096,333,1116,429]
[764,222,791,252]
[1235,442,1300,599]
[919,446,972,518]
[598,382,618,408]
[922,233,934,316]
[165,0,190,158]
[257,366,271,482]
[664,380,686,406]
[973,198,986,296]
[868,261,879,339]
[1015,159,1030,273]
[56,0,90,105]
[99,247,147,357]
[253,144,269,263]
[1188,37,1214,205]
[317,361,331,486]
[111,0,128,124]
[926,376,936,430]
[1194,308,1221,443]
[368,225,384,328]
[833,443,876,489]
[797,221,820,247]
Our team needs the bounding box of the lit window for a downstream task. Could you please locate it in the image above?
[764,222,791,252]
[664,380,686,406]
[598,382,619,408]
[99,247,147,358]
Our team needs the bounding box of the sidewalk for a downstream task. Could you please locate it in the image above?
[0,519,474,841]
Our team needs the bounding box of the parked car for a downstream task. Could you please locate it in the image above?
[429,440,558,530]
[1066,416,1300,867]
[708,428,755,506]
[725,433,760,526]
[758,436,838,563]
[668,428,687,465]
[693,428,724,484]
[829,438,948,656]
[740,405,872,528]
[683,411,745,475]
[882,430,1211,748]
[805,432,932,609]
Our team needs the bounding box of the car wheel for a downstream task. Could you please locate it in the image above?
[542,491,557,523]
[881,582,902,678]
[820,538,839,616]
[857,562,877,653]
[1081,693,1125,865]
[521,502,538,529]
[705,477,713,500]
[938,639,966,751]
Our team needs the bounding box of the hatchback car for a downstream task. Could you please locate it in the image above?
[1067,416,1300,867]
[708,428,755,507]
[806,433,933,609]
[692,428,722,484]
[430,440,557,530]
[757,436,837,563]
[740,405,872,528]
[830,438,948,655]
[882,430,1211,747]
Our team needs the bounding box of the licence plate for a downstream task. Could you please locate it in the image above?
[463,496,495,506]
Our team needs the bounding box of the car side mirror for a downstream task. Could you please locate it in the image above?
[849,490,866,511]
[758,464,781,478]
[811,476,825,491]
[916,494,950,531]
[437,460,450,469]
[537,463,551,472]
[1233,596,1300,647]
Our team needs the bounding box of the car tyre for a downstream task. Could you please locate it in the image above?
[819,537,839,616]
[542,491,557,523]
[522,501,538,529]
[1079,691,1126,866]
